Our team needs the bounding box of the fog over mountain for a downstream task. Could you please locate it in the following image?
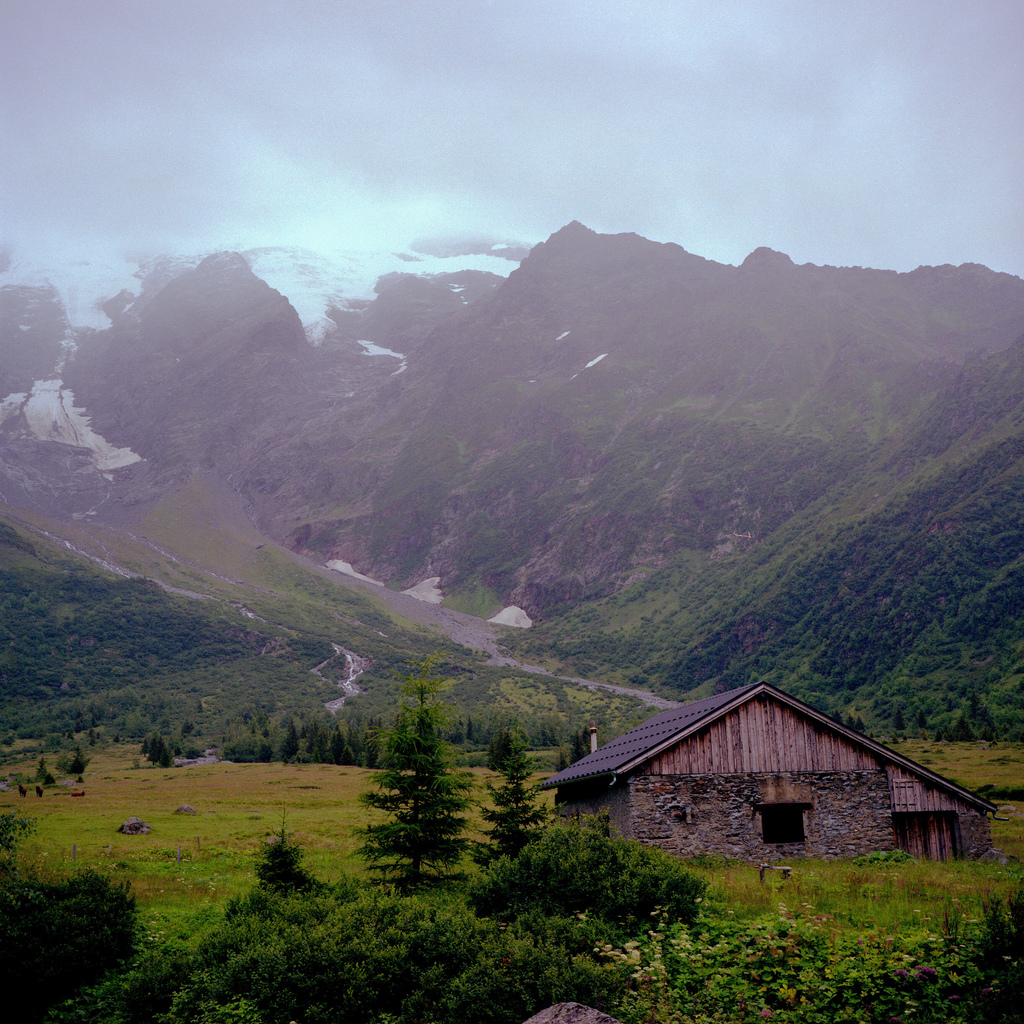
[3,1,1022,278]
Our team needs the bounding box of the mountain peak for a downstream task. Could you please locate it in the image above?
[546,221,598,244]
[196,251,251,275]
[741,246,795,270]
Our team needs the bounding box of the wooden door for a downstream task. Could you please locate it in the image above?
[892,812,959,860]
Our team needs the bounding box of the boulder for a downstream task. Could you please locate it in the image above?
[523,1004,625,1024]
[174,804,197,814]
[118,816,151,835]
[979,848,1018,865]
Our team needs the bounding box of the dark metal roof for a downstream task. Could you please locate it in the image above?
[541,683,761,789]
[541,681,997,815]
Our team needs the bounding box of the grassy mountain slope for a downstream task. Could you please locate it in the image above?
[0,486,650,762]
[503,336,1024,736]
[293,224,1024,619]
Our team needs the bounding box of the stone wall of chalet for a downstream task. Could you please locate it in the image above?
[628,770,895,860]
[559,769,896,860]
[958,809,994,858]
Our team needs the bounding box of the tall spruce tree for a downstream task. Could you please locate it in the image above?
[475,722,548,865]
[356,657,473,887]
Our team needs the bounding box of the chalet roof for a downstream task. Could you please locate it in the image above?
[542,681,997,815]
[543,683,762,788]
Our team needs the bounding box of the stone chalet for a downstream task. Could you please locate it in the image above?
[542,682,996,860]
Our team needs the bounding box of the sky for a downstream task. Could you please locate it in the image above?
[2,0,1022,277]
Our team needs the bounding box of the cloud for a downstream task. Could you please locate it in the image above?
[2,0,1021,276]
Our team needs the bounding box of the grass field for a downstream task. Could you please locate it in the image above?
[1,749,510,925]
[3,739,1022,938]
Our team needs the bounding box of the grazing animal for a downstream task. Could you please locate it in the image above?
[18,784,27,797]
[71,790,85,797]
[35,785,43,797]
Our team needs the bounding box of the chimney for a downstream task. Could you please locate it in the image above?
[588,720,598,753]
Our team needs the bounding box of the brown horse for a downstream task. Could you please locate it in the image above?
[18,784,27,797]
[35,785,43,797]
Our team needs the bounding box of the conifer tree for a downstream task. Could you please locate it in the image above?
[476,723,547,865]
[356,657,474,888]
[255,814,316,894]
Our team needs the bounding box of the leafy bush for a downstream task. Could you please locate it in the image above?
[604,908,1006,1024]
[0,807,35,879]
[978,885,1024,1023]
[0,870,137,1023]
[852,849,915,866]
[469,813,707,928]
[69,886,617,1024]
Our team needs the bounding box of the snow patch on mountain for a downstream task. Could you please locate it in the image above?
[488,606,533,628]
[326,560,384,586]
[356,339,407,374]
[0,392,28,429]
[402,577,443,604]
[4,379,142,473]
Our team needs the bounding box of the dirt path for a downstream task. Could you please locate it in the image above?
[313,568,680,711]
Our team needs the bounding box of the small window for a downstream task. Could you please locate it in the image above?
[760,804,806,844]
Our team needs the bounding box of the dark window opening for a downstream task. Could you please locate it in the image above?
[760,804,806,844]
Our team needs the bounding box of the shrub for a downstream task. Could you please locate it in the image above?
[0,870,137,1023]
[852,849,915,866]
[74,887,617,1024]
[469,813,707,928]
[0,807,35,879]
[603,909,1005,1024]
[978,885,1024,1023]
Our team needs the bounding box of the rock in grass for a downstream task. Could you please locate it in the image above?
[523,1004,625,1024]
[979,848,1018,864]
[118,816,151,835]
[174,804,197,814]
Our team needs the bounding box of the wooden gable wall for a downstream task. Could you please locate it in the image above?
[643,694,880,776]
[887,765,976,815]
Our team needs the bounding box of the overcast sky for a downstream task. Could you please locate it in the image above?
[3,0,1022,276]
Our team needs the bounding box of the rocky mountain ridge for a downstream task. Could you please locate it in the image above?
[4,225,1024,723]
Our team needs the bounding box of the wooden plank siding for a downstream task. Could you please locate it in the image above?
[643,696,879,775]
[892,812,960,859]
[886,765,975,814]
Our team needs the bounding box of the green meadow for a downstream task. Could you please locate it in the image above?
[3,739,1024,1024]
[4,738,1022,932]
